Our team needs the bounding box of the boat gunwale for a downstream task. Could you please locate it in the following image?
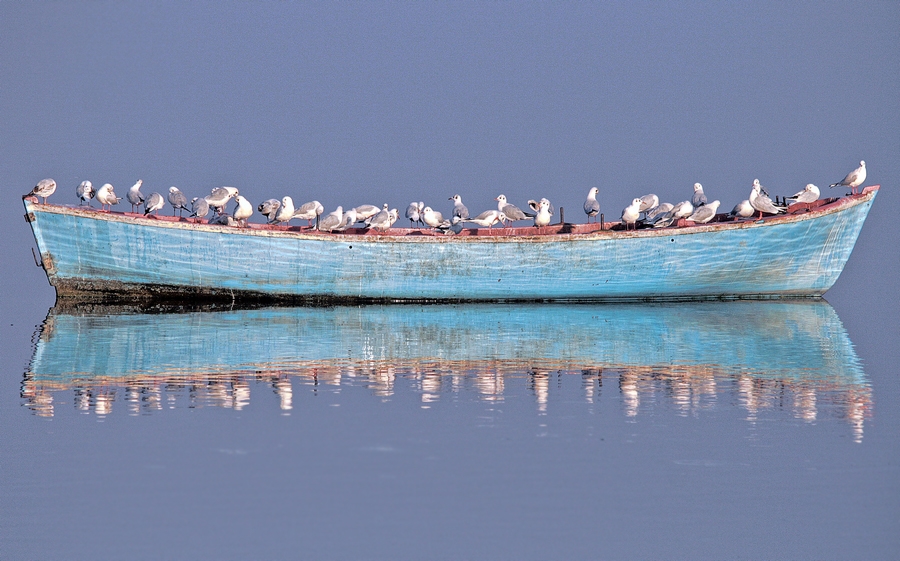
[23,185,880,244]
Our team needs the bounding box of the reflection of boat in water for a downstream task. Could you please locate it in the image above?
[23,301,870,440]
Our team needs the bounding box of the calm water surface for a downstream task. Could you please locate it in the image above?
[3,300,897,560]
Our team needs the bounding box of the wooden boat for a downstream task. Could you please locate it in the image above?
[22,186,879,302]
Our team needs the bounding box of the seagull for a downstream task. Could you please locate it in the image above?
[206,187,237,214]
[366,207,394,231]
[496,194,529,225]
[257,198,281,222]
[621,198,642,230]
[29,178,56,204]
[144,192,165,216]
[653,201,694,228]
[583,187,600,223]
[687,200,721,224]
[190,197,210,220]
[728,199,755,219]
[318,206,343,232]
[293,200,324,228]
[168,186,189,216]
[95,183,121,211]
[333,207,358,231]
[434,215,465,235]
[787,184,820,205]
[126,180,145,212]
[638,194,659,218]
[273,196,295,225]
[691,183,707,207]
[232,195,253,226]
[449,194,469,220]
[533,199,553,227]
[528,198,555,217]
[829,160,866,195]
[354,204,381,223]
[422,206,445,228]
[76,180,93,206]
[405,201,424,227]
[464,209,506,228]
[749,179,784,219]
[645,202,674,224]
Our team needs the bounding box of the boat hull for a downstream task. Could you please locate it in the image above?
[23,188,878,302]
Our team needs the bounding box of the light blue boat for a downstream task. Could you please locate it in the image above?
[23,186,878,302]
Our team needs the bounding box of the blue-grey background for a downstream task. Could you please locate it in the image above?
[1,2,898,560]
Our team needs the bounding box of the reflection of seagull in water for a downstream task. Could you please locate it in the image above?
[294,200,324,228]
[126,180,145,212]
[233,195,253,226]
[449,194,469,220]
[76,180,93,206]
[144,192,165,216]
[273,196,295,225]
[787,184,820,204]
[464,209,506,228]
[749,179,784,219]
[30,178,57,204]
[95,183,120,211]
[168,186,189,217]
[687,200,720,223]
[830,160,866,195]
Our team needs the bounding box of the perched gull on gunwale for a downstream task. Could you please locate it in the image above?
[422,206,445,228]
[691,183,707,207]
[687,200,720,224]
[294,200,324,227]
[190,197,210,220]
[168,186,189,217]
[829,160,866,195]
[95,183,121,211]
[273,196,295,225]
[257,198,281,222]
[76,180,93,206]
[787,184,820,205]
[583,187,600,223]
[206,187,237,214]
[126,180,145,212]
[749,179,784,219]
[405,201,424,227]
[533,199,553,227]
[464,209,506,228]
[318,206,343,232]
[450,194,469,220]
[621,198,642,230]
[30,178,56,204]
[144,192,165,216]
[495,195,529,225]
[728,199,754,219]
[233,195,253,226]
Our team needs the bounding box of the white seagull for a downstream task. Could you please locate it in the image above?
[257,198,281,222]
[294,200,324,227]
[787,184,820,205]
[76,180,93,206]
[583,187,600,223]
[533,199,553,227]
[464,209,506,228]
[621,198,642,230]
[168,186,189,217]
[318,206,343,232]
[30,178,57,204]
[233,195,253,226]
[496,194,529,224]
[829,161,866,195]
[728,200,755,219]
[206,187,238,214]
[95,183,120,211]
[691,183,707,207]
[687,200,721,224]
[334,207,358,231]
[126,180,145,212]
[190,197,210,220]
[144,192,165,216]
[449,194,469,220]
[749,179,784,219]
[273,196,295,225]
[422,206,445,228]
[405,201,424,227]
